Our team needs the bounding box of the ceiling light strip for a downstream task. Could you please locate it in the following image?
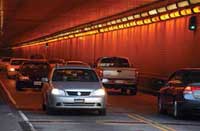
[13,1,200,49]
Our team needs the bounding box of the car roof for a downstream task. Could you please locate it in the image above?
[54,65,92,70]
[178,68,200,72]
[10,58,28,61]
[23,60,49,64]
[97,56,129,61]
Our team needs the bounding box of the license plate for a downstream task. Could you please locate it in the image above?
[74,99,84,103]
[115,80,124,84]
[33,81,42,86]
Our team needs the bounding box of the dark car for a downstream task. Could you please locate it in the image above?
[158,68,200,118]
[16,60,50,91]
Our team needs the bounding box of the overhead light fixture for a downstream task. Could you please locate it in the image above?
[134,14,141,19]
[189,0,200,4]
[127,16,134,20]
[160,13,170,20]
[167,4,177,11]
[180,8,192,15]
[157,7,167,13]
[178,1,189,7]
[193,6,200,13]
[141,12,148,17]
[149,9,157,15]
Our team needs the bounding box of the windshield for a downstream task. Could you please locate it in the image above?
[185,71,200,84]
[99,57,130,67]
[11,60,27,65]
[21,63,49,75]
[52,69,99,82]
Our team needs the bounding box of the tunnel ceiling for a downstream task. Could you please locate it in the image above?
[1,0,156,48]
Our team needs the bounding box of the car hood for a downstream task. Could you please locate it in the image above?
[51,82,102,91]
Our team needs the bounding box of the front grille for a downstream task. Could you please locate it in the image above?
[63,103,95,107]
[66,91,91,96]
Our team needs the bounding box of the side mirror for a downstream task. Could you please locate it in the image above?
[41,77,49,83]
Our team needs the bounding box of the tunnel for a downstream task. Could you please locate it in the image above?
[3,0,200,80]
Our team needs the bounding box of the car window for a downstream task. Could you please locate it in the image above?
[184,71,200,84]
[52,69,99,82]
[21,63,49,75]
[11,60,26,65]
[98,57,130,67]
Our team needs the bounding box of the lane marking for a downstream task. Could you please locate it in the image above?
[128,113,176,131]
[0,80,17,106]
[18,110,37,131]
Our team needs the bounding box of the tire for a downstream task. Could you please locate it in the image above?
[46,106,55,115]
[16,83,23,91]
[121,89,127,95]
[98,109,106,116]
[130,89,137,95]
[173,100,182,119]
[157,97,166,114]
[42,104,46,111]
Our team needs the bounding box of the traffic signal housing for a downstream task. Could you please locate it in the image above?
[189,16,197,31]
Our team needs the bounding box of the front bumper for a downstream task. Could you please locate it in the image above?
[16,80,43,88]
[47,95,106,110]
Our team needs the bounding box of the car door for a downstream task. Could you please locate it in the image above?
[165,71,185,110]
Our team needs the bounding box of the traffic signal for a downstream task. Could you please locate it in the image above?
[189,16,197,31]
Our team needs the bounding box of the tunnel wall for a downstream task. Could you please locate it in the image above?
[13,14,200,77]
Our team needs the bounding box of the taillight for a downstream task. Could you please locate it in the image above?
[96,69,103,78]
[184,86,200,94]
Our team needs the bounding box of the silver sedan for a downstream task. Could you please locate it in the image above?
[42,65,107,115]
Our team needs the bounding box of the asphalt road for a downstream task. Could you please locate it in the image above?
[0,73,200,131]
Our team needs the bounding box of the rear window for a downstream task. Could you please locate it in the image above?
[2,58,11,62]
[21,63,50,74]
[52,69,99,82]
[185,71,200,84]
[99,57,130,67]
[11,60,27,65]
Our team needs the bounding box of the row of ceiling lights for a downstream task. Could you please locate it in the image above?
[13,0,200,49]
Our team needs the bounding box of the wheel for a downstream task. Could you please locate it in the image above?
[121,89,127,95]
[46,106,55,115]
[157,97,166,114]
[16,84,23,91]
[98,109,106,116]
[173,101,182,119]
[42,104,46,111]
[130,89,137,95]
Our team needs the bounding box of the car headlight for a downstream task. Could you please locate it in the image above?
[51,88,65,96]
[9,68,15,71]
[102,78,109,83]
[91,88,106,96]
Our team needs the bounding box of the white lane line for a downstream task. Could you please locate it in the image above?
[0,80,17,106]
[18,110,37,131]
